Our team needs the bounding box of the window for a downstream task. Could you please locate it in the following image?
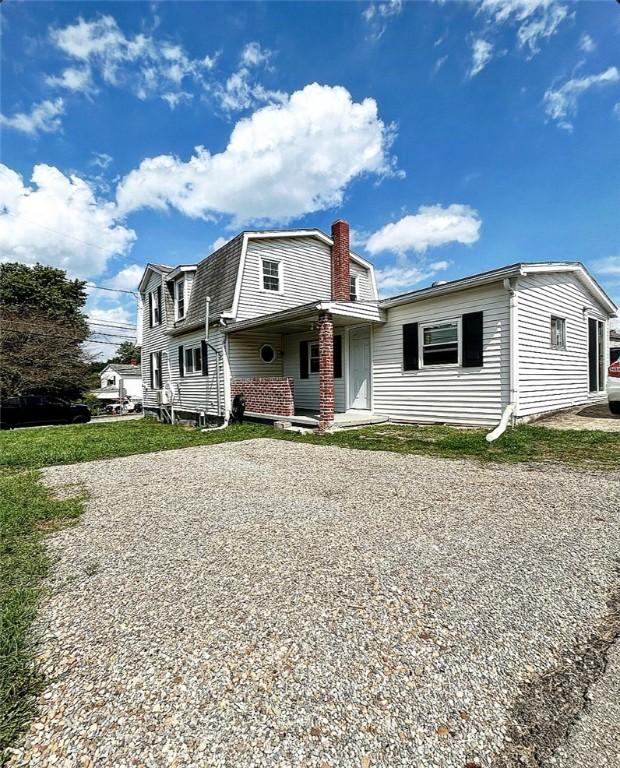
[260,344,276,363]
[151,288,161,326]
[349,275,358,302]
[421,321,459,367]
[184,346,202,374]
[175,279,185,320]
[550,316,566,349]
[106,378,115,387]
[262,258,281,292]
[588,318,606,393]
[309,342,320,374]
[151,352,162,389]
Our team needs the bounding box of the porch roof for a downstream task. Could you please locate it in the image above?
[223,300,385,335]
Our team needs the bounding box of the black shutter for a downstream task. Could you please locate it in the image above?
[334,335,342,379]
[156,286,162,325]
[157,352,163,389]
[403,323,419,371]
[149,292,153,328]
[201,340,209,375]
[300,340,309,379]
[588,317,598,392]
[150,352,154,388]
[178,346,184,377]
[462,311,484,367]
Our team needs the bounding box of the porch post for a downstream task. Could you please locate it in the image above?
[318,312,334,430]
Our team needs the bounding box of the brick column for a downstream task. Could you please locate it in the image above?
[318,312,334,431]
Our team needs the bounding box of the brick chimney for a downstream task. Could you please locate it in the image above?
[331,219,350,301]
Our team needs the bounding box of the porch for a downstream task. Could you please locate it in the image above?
[224,300,386,429]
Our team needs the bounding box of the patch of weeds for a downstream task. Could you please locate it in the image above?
[0,471,85,761]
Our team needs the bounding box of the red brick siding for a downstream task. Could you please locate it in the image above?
[331,219,350,302]
[231,377,295,416]
[318,313,334,430]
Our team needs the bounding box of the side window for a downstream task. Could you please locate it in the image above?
[550,316,566,349]
[349,275,358,302]
[175,279,185,320]
[309,342,320,374]
[151,288,161,326]
[262,259,281,292]
[421,321,459,366]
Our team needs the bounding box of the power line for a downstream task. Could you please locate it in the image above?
[86,283,139,296]
[3,325,136,343]
[2,328,135,348]
[88,320,137,330]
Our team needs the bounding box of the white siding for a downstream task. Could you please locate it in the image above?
[516,272,609,418]
[283,331,346,413]
[141,271,169,410]
[350,261,374,301]
[228,331,284,378]
[373,284,510,426]
[141,270,225,418]
[235,237,375,320]
[168,327,225,417]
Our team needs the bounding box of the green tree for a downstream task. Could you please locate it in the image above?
[0,263,92,398]
[111,341,141,365]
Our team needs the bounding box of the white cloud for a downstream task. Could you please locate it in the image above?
[0,98,64,136]
[363,0,403,41]
[45,66,93,93]
[469,39,494,78]
[579,33,596,54]
[544,67,620,131]
[613,102,620,122]
[0,163,135,278]
[594,255,620,277]
[213,42,284,113]
[91,152,113,169]
[116,83,398,225]
[479,0,570,56]
[375,259,450,295]
[211,236,228,252]
[105,263,144,290]
[49,15,215,103]
[161,91,192,109]
[365,204,482,255]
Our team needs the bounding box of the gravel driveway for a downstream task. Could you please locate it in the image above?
[9,439,620,768]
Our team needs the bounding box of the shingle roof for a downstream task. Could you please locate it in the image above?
[108,364,141,376]
[169,234,244,333]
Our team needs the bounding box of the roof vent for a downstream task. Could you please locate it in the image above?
[431,280,447,287]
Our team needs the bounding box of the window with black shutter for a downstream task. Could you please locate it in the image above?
[462,311,483,367]
[299,340,309,379]
[403,322,419,371]
[334,335,342,378]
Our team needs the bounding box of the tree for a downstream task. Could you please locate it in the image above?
[111,341,141,365]
[0,263,92,399]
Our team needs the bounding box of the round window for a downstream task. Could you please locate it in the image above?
[260,344,276,364]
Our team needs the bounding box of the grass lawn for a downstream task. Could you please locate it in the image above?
[1,416,618,760]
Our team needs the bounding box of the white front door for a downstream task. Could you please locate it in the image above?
[348,326,371,410]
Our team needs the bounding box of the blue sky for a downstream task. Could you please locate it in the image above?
[1,1,619,353]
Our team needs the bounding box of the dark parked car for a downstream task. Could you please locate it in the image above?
[0,395,91,429]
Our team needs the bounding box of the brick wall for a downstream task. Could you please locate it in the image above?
[231,377,295,416]
[331,219,350,302]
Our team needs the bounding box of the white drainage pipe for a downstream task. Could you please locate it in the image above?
[485,403,515,443]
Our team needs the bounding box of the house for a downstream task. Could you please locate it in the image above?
[91,363,143,405]
[137,221,617,429]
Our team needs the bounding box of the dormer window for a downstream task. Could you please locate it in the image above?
[150,286,161,327]
[262,258,282,292]
[175,279,185,320]
[349,275,359,302]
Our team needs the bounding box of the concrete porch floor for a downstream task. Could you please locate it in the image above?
[244,409,388,428]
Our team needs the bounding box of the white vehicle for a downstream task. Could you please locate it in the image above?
[609,359,620,415]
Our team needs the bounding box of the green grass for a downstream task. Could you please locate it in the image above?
[1,416,618,759]
[1,417,619,473]
[0,471,84,761]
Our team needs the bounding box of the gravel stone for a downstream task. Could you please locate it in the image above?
[7,439,620,767]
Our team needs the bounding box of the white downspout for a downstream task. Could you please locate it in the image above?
[201,296,229,430]
[486,277,519,443]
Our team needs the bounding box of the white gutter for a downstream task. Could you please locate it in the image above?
[486,276,520,443]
